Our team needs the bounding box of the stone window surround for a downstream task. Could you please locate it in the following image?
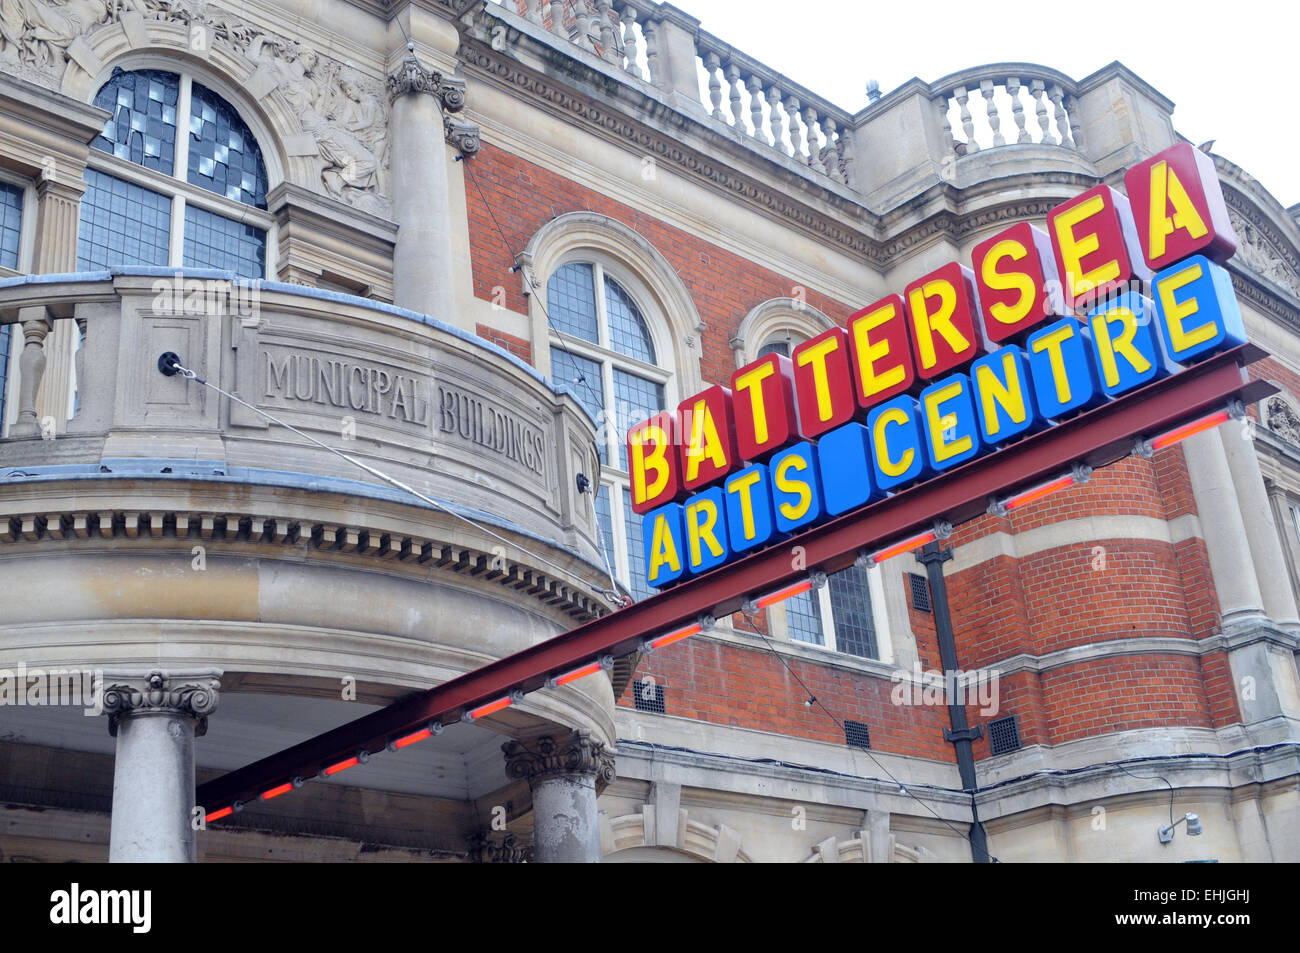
[0,166,35,436]
[82,54,282,279]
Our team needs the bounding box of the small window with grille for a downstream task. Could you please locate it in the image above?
[632,679,665,714]
[908,572,931,612]
[844,720,871,750]
[988,715,1022,755]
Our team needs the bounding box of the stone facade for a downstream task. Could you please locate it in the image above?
[0,0,1297,863]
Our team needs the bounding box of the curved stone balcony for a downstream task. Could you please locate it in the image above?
[0,269,616,815]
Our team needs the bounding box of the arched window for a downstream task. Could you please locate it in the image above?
[77,68,271,278]
[546,260,672,602]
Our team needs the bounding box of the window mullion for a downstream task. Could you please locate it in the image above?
[593,262,610,351]
[175,76,192,191]
[609,480,629,587]
[819,587,837,652]
[168,195,186,267]
[601,357,618,468]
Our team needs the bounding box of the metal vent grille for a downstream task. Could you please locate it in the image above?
[632,679,665,714]
[908,573,931,612]
[844,720,871,750]
[988,715,1022,755]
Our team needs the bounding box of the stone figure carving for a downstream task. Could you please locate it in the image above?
[1229,210,1300,300]
[1265,396,1300,444]
[1,0,394,216]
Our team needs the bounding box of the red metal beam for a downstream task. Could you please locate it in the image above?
[196,345,1273,814]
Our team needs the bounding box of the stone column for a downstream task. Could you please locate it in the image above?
[32,178,83,426]
[503,730,615,863]
[387,55,476,323]
[99,669,221,863]
[1221,424,1300,627]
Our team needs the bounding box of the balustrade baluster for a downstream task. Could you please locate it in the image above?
[1030,79,1055,144]
[1049,84,1073,148]
[726,62,743,128]
[645,20,662,87]
[821,116,839,178]
[597,1,618,62]
[836,131,853,186]
[524,0,542,25]
[955,87,979,153]
[785,95,804,161]
[767,86,785,151]
[1067,95,1083,153]
[1007,76,1030,143]
[620,7,640,76]
[572,0,592,50]
[934,96,957,159]
[705,52,724,120]
[980,79,1004,147]
[748,75,765,140]
[802,105,819,167]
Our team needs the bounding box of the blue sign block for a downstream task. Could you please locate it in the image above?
[724,463,776,553]
[1026,317,1104,419]
[920,373,983,471]
[1152,255,1246,363]
[770,441,825,533]
[817,422,880,516]
[683,486,732,574]
[642,502,688,589]
[1087,292,1176,398]
[867,395,932,492]
[970,345,1043,445]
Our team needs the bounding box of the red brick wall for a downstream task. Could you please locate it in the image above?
[468,141,1245,758]
[475,323,532,364]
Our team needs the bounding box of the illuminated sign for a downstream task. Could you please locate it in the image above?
[628,143,1243,589]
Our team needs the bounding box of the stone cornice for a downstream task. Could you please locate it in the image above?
[0,499,607,623]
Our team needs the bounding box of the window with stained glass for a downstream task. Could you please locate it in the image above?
[546,261,671,602]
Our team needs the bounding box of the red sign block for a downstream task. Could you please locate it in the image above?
[1124,142,1237,271]
[678,385,739,490]
[627,411,682,514]
[1048,184,1151,304]
[792,327,857,438]
[731,353,801,460]
[972,221,1063,343]
[904,262,984,380]
[849,294,915,410]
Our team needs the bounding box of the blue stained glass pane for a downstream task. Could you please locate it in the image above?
[593,484,616,575]
[786,589,824,645]
[92,69,179,176]
[546,263,599,344]
[612,368,664,471]
[182,204,265,278]
[550,346,606,462]
[0,181,23,270]
[76,169,171,270]
[605,277,655,363]
[827,564,878,658]
[188,82,267,208]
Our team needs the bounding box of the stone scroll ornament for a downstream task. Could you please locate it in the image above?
[386,50,481,158]
[502,729,617,785]
[99,670,221,737]
[0,0,395,215]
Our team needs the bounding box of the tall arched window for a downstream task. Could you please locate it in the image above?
[546,260,672,601]
[77,68,271,278]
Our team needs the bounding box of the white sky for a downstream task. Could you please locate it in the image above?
[677,0,1299,208]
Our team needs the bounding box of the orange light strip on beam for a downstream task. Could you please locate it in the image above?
[553,661,603,685]
[261,782,294,800]
[647,622,702,650]
[468,696,513,719]
[753,580,813,609]
[1149,410,1231,450]
[871,531,938,563]
[392,728,431,749]
[1002,474,1075,511]
[324,756,359,776]
[205,806,234,823]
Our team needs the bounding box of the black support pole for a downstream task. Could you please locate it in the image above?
[919,540,991,863]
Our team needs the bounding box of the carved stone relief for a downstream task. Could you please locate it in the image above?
[1227,207,1300,300]
[1265,394,1300,445]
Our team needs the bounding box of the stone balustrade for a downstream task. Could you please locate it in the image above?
[930,64,1083,157]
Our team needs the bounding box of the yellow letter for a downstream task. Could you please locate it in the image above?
[647,512,681,581]
[686,498,724,567]
[1090,307,1151,388]
[683,398,726,483]
[1148,161,1208,262]
[924,382,972,463]
[872,408,914,478]
[630,424,670,505]
[734,362,776,445]
[1054,195,1119,295]
[974,354,1028,439]
[982,240,1037,326]
[851,303,906,400]
[907,279,971,370]
[773,454,812,522]
[1156,262,1217,353]
[726,469,762,541]
[796,336,842,423]
[1029,324,1077,404]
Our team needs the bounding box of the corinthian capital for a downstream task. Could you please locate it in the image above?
[502,730,616,786]
[99,669,222,737]
[388,54,468,115]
